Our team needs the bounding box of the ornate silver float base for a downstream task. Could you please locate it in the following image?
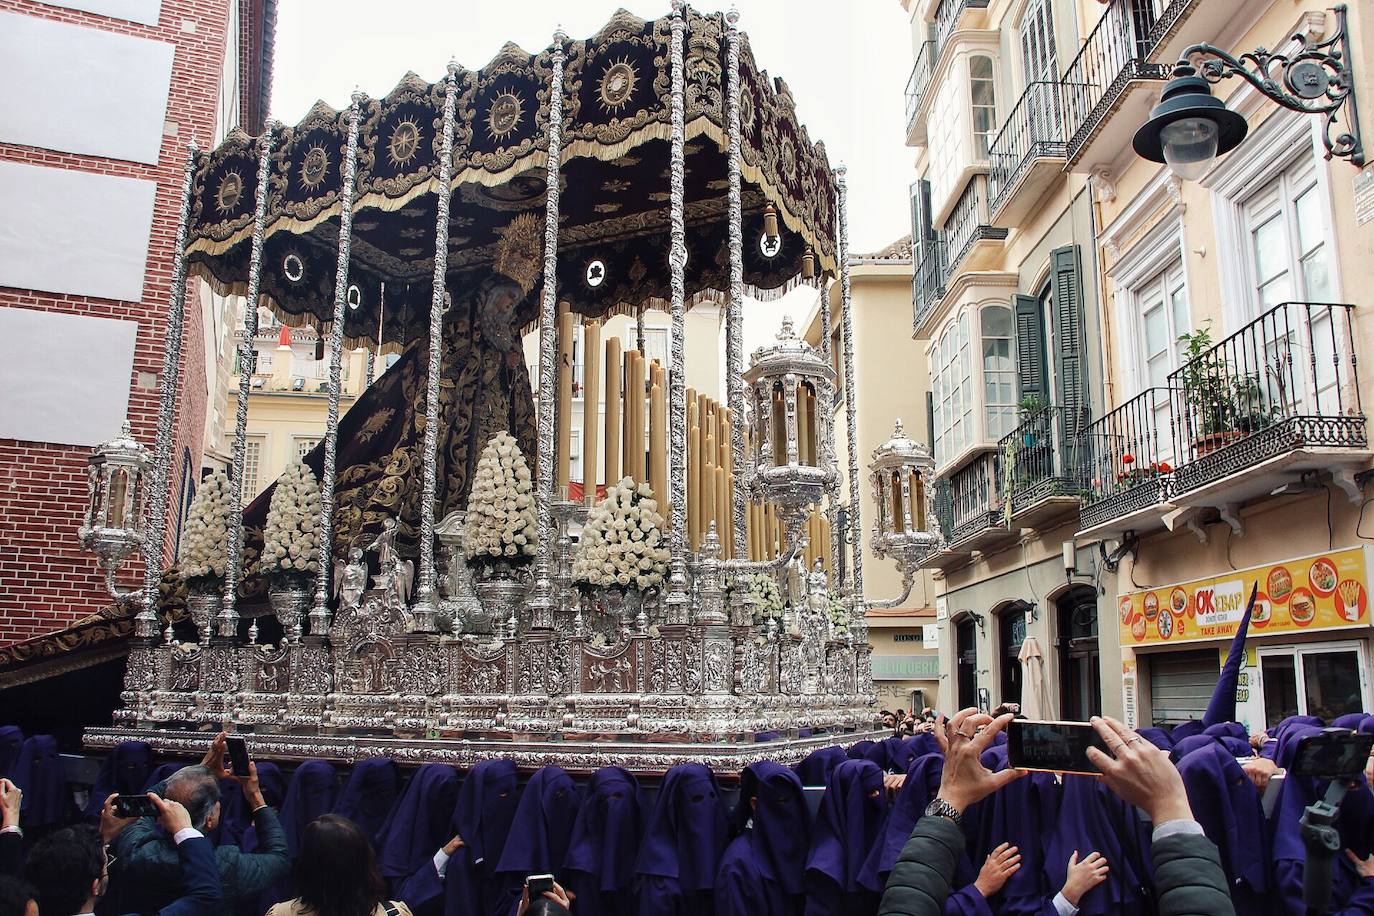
[267,582,310,643]
[473,574,530,636]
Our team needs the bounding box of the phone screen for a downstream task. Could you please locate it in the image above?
[113,794,159,818]
[1007,719,1108,775]
[1291,731,1374,780]
[525,874,554,897]
[226,736,251,778]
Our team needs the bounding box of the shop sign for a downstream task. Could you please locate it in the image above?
[922,624,940,649]
[1118,547,1372,647]
[1121,657,1138,730]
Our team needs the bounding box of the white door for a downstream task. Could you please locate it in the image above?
[1137,260,1188,465]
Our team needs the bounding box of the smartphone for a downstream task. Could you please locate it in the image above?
[1007,719,1109,775]
[525,874,555,897]
[225,736,251,778]
[1289,728,1374,780]
[113,794,159,818]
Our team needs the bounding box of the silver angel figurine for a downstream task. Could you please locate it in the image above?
[333,547,368,613]
[367,518,414,607]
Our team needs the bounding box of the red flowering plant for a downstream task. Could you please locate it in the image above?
[1113,453,1173,486]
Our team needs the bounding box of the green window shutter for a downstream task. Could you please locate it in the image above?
[1051,244,1087,434]
[926,391,936,452]
[1013,293,1048,406]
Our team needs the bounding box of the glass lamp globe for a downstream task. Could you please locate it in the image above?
[1160,117,1219,181]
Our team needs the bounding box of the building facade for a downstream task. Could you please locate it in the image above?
[0,0,273,647]
[905,0,1374,730]
[804,237,942,713]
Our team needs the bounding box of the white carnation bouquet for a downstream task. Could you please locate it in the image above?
[747,572,784,628]
[464,431,536,575]
[259,461,321,586]
[179,469,232,591]
[572,477,669,593]
[827,594,850,631]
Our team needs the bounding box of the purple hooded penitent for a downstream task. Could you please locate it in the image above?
[1334,712,1371,730]
[83,740,154,817]
[857,752,945,892]
[967,744,1061,915]
[333,756,401,842]
[220,761,284,847]
[1170,734,1222,763]
[793,746,848,786]
[804,759,885,916]
[1203,582,1256,727]
[714,761,811,916]
[376,763,460,883]
[495,765,580,877]
[260,759,337,855]
[564,767,643,916]
[1170,720,1205,741]
[1044,774,1152,915]
[1177,743,1268,911]
[634,763,730,916]
[143,761,184,791]
[0,727,22,780]
[11,735,68,829]
[846,740,877,761]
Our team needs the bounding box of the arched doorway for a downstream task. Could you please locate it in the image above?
[1057,585,1101,719]
[955,615,978,710]
[998,602,1029,707]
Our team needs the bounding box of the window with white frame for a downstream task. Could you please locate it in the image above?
[970,55,997,159]
[1243,151,1334,313]
[1138,259,1189,389]
[295,437,321,460]
[243,437,263,498]
[1018,0,1056,84]
[933,311,974,465]
[982,305,1016,439]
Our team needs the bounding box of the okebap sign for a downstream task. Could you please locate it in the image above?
[1118,546,1373,647]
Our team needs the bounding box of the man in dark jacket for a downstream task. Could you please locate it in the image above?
[877,710,1236,916]
[107,733,288,916]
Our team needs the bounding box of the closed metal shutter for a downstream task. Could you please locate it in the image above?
[1148,649,1216,725]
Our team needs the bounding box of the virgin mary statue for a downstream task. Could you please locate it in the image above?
[235,272,538,597]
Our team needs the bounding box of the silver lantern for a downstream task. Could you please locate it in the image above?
[866,418,939,608]
[79,421,151,603]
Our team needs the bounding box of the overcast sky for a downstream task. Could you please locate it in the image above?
[271,0,915,350]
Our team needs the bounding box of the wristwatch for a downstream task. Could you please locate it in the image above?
[924,797,963,825]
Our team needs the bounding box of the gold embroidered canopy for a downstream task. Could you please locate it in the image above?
[185,8,838,349]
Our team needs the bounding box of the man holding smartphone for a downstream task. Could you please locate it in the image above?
[107,732,290,915]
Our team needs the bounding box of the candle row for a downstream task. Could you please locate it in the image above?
[687,389,735,556]
[768,381,820,467]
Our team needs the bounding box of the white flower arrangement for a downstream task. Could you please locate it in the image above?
[572,477,669,593]
[747,573,784,629]
[259,461,321,584]
[464,431,536,569]
[179,469,232,589]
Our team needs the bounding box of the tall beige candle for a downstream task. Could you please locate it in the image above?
[581,321,601,501]
[688,417,700,549]
[714,467,727,552]
[721,407,733,558]
[556,304,573,495]
[604,337,621,486]
[631,351,646,481]
[702,437,716,542]
[649,379,666,504]
[796,383,811,468]
[622,351,635,481]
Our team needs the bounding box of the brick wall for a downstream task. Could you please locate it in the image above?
[0,0,233,645]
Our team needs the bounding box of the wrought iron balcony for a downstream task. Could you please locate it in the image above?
[934,0,990,52]
[1061,0,1169,168]
[1168,301,1366,498]
[998,404,1088,528]
[1146,0,1270,67]
[1079,387,1178,536]
[905,39,937,142]
[911,234,948,335]
[933,475,954,542]
[988,81,1066,226]
[943,174,1007,274]
[948,451,1011,546]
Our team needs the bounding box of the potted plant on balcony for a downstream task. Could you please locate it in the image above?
[1177,327,1275,457]
[1017,394,1046,446]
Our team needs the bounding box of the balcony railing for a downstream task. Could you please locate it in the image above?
[1061,0,1169,162]
[1080,387,1178,531]
[944,174,1008,273]
[988,81,1066,215]
[1168,301,1366,493]
[934,0,990,51]
[905,39,937,138]
[933,476,954,542]
[912,234,948,333]
[948,452,1003,544]
[998,405,1087,514]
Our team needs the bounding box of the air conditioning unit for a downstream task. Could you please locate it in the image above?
[292,377,306,391]
[250,377,265,389]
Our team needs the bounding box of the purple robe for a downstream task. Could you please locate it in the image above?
[270,759,338,856]
[1137,727,1174,752]
[634,763,730,916]
[1170,734,1222,763]
[1170,720,1205,741]
[564,767,642,916]
[1270,723,1374,914]
[1043,774,1152,915]
[968,745,1061,915]
[1335,713,1372,730]
[494,764,580,914]
[846,740,877,761]
[333,757,401,843]
[83,740,154,817]
[714,762,810,916]
[803,759,884,916]
[11,735,68,830]
[1177,743,1271,913]
[0,727,22,780]
[376,764,461,886]
[143,762,185,791]
[793,747,848,787]
[219,761,284,847]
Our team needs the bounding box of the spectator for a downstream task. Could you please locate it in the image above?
[226,761,285,849]
[333,758,400,845]
[804,759,885,915]
[634,763,730,916]
[0,876,35,916]
[266,814,411,916]
[715,761,811,915]
[10,736,68,833]
[495,766,580,912]
[374,764,459,894]
[564,766,642,916]
[0,780,20,877]
[108,733,289,915]
[83,741,154,819]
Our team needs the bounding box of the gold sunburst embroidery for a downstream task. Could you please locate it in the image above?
[214,170,243,214]
[598,58,638,112]
[300,145,329,190]
[387,118,421,167]
[487,90,524,142]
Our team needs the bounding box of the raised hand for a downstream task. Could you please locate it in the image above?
[973,842,1021,898]
[1062,851,1110,905]
[933,708,1025,814]
[1085,716,1192,825]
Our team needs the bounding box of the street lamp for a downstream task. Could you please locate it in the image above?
[1134,4,1362,178]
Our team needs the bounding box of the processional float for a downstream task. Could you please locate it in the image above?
[82,4,942,771]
